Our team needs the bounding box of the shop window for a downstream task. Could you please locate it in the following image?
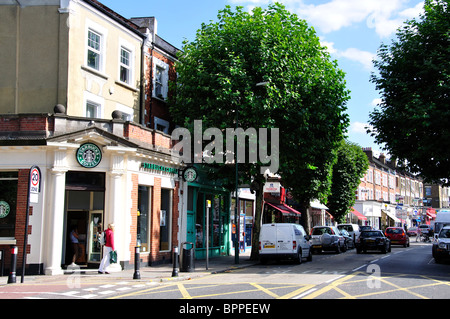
[138,186,151,253]
[0,172,18,239]
[160,188,172,251]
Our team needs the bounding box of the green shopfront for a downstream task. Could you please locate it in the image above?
[185,167,231,259]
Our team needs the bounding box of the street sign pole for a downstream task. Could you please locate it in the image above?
[22,165,40,283]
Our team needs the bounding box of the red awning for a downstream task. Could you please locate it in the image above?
[427,208,436,218]
[350,207,367,221]
[265,202,301,216]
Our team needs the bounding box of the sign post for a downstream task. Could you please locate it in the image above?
[22,165,41,283]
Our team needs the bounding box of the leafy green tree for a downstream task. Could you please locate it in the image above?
[170,4,350,259]
[369,0,450,184]
[327,140,369,223]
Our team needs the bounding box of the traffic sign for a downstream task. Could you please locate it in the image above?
[29,166,41,204]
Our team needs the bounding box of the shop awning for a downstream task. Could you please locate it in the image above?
[350,207,367,221]
[310,199,328,210]
[427,208,436,218]
[382,209,400,223]
[265,202,301,216]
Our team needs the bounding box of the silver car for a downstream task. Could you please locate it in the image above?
[310,226,347,253]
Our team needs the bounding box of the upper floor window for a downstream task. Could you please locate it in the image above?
[119,47,131,84]
[86,100,101,118]
[155,66,164,98]
[153,58,169,100]
[87,30,102,70]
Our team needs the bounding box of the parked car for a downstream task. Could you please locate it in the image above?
[417,224,433,242]
[339,228,355,249]
[360,225,374,232]
[337,224,360,243]
[432,225,450,263]
[407,226,418,237]
[310,226,347,253]
[356,230,391,254]
[385,227,410,247]
[259,223,312,264]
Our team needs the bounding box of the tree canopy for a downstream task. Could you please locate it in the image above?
[327,140,369,223]
[369,0,450,184]
[170,3,350,257]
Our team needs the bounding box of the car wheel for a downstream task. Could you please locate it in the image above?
[295,249,302,264]
[307,248,312,262]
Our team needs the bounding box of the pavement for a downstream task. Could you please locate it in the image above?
[0,250,257,286]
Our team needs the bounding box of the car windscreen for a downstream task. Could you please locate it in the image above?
[439,229,450,238]
[312,227,333,235]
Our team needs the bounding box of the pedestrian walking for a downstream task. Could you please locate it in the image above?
[98,223,115,274]
[70,226,79,266]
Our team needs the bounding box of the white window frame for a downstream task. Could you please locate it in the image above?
[84,19,108,74]
[153,57,169,100]
[115,103,133,121]
[154,116,169,134]
[119,47,131,84]
[118,38,135,86]
[84,91,104,119]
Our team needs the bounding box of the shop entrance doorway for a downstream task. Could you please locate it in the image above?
[63,171,105,268]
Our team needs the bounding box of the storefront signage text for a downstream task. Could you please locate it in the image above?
[141,162,178,174]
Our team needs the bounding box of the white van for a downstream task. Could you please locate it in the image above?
[337,224,361,242]
[259,223,312,264]
[434,210,450,238]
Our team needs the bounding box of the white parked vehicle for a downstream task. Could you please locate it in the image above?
[337,224,361,242]
[259,223,312,264]
[434,210,450,238]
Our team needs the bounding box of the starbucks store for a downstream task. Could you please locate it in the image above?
[0,115,183,276]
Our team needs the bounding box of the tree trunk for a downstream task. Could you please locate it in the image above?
[250,182,264,261]
[299,199,312,235]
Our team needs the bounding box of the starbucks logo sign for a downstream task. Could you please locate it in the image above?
[76,143,102,168]
[0,201,10,219]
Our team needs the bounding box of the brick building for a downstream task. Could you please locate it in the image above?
[355,148,424,229]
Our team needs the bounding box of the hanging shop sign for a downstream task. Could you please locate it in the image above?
[0,201,10,218]
[182,166,198,182]
[76,143,102,168]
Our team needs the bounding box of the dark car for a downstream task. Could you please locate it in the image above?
[356,230,391,254]
[385,227,410,247]
[359,225,374,232]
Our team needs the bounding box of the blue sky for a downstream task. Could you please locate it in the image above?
[101,0,425,155]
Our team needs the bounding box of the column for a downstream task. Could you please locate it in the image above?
[44,150,68,275]
[105,152,126,272]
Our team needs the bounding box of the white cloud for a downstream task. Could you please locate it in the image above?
[351,121,373,134]
[371,98,382,107]
[338,48,375,70]
[321,39,375,70]
[230,0,424,38]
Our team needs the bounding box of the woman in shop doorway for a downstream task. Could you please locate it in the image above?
[70,226,80,266]
[98,223,115,274]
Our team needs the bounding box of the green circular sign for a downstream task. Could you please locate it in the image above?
[76,143,102,168]
[0,201,10,218]
[183,167,198,182]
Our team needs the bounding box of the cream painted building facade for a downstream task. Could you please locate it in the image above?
[0,0,186,276]
[0,0,144,122]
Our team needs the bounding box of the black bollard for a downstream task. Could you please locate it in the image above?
[133,245,141,280]
[172,246,179,277]
[7,246,18,284]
